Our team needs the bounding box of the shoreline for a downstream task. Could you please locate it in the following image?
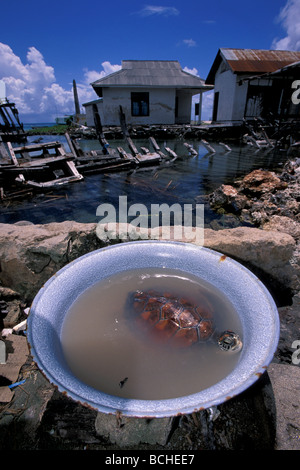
[24,120,300,147]
[23,122,252,140]
[25,122,244,143]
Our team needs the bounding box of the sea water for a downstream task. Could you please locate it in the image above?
[61,268,243,400]
[0,136,289,227]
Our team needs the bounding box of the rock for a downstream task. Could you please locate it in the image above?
[0,221,297,303]
[209,214,242,230]
[203,226,298,293]
[0,221,100,301]
[0,287,20,299]
[0,299,22,328]
[211,184,238,203]
[204,226,294,266]
[209,160,300,232]
[263,215,300,241]
[0,364,56,450]
[0,287,23,328]
[275,293,300,364]
[240,169,287,196]
[1,365,281,450]
[267,363,300,450]
[270,191,300,219]
[199,372,277,450]
[209,184,249,213]
[95,413,175,447]
[13,220,34,226]
[262,217,300,292]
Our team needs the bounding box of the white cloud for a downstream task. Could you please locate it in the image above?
[272,0,300,50]
[0,43,28,79]
[0,42,121,122]
[183,66,199,76]
[183,39,197,48]
[138,5,179,16]
[83,61,121,84]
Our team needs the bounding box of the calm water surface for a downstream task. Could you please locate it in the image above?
[0,134,288,227]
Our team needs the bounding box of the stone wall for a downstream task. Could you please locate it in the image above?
[0,221,297,304]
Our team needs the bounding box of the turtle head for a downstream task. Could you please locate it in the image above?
[217,330,243,353]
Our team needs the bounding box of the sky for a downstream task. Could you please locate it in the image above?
[1,0,300,123]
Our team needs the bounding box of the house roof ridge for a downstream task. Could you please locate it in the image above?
[91,59,210,89]
[122,59,179,62]
[91,68,124,86]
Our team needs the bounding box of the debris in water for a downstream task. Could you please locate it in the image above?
[119,377,128,388]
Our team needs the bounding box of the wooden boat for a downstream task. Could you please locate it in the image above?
[0,138,83,191]
[0,100,27,142]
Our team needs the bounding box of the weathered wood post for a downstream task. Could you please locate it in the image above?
[73,79,81,116]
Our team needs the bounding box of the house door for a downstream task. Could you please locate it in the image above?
[212,92,219,122]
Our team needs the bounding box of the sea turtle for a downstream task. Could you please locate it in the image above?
[130,289,242,352]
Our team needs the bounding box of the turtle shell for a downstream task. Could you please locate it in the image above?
[130,289,215,347]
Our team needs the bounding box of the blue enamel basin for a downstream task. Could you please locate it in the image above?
[27,241,279,418]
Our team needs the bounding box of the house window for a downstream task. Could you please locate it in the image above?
[131,92,149,116]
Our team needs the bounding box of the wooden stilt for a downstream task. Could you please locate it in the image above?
[183,142,198,156]
[200,139,216,154]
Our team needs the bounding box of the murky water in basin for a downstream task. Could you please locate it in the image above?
[61,267,242,400]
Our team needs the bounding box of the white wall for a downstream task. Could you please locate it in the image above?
[101,87,176,126]
[84,101,104,127]
[213,67,252,122]
[175,90,194,124]
[84,88,196,126]
[213,69,236,121]
[232,77,248,121]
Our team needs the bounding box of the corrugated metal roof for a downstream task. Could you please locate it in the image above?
[92,60,211,90]
[206,48,300,84]
[269,59,300,75]
[223,48,300,73]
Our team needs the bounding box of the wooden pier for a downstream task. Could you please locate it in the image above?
[65,132,135,174]
[62,105,175,176]
[0,103,213,200]
[67,131,168,175]
[118,106,163,166]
